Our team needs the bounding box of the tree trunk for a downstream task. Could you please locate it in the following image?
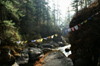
[76,2,78,15]
[85,0,87,7]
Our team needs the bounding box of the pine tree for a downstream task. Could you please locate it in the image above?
[72,0,79,14]
[0,0,23,40]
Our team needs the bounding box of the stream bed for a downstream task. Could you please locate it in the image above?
[12,44,71,66]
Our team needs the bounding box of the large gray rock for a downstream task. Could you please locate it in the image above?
[42,51,73,66]
[28,47,44,60]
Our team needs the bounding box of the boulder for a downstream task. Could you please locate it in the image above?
[16,48,29,64]
[34,51,73,66]
[28,47,44,61]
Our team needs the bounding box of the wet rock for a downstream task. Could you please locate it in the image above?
[49,41,59,47]
[42,44,54,48]
[58,42,66,47]
[34,51,73,66]
[40,42,57,53]
[28,47,44,61]
[28,43,37,47]
[16,48,29,64]
[42,48,52,54]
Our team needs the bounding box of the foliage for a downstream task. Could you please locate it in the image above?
[68,0,100,66]
[0,0,61,42]
[71,0,93,14]
[3,20,15,28]
[3,20,21,41]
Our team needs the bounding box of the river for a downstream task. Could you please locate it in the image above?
[12,44,72,66]
[56,44,71,57]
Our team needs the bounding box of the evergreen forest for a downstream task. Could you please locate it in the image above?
[0,0,61,43]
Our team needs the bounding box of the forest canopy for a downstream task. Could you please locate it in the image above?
[0,0,61,42]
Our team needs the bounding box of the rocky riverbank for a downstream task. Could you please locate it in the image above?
[0,35,69,66]
[34,51,73,66]
[12,41,71,66]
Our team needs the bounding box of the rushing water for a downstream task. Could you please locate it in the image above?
[56,44,72,57]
